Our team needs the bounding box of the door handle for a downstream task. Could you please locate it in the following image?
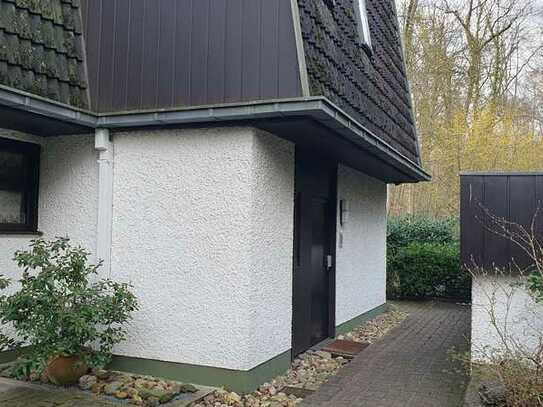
[326,255,333,270]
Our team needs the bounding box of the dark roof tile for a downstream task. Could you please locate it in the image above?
[298,0,420,164]
[0,0,88,108]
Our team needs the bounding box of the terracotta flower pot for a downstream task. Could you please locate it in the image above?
[46,355,88,386]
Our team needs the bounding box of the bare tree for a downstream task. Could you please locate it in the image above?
[390,0,543,218]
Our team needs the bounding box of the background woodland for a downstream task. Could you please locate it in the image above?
[389,0,543,217]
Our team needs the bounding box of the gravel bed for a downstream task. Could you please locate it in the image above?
[0,365,203,406]
[191,306,409,407]
[337,307,408,344]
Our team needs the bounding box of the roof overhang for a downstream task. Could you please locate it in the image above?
[0,85,430,184]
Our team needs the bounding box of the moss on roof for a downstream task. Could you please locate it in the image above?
[0,0,88,108]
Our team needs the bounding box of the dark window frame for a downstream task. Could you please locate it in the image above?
[0,138,40,233]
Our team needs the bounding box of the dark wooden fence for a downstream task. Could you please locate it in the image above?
[460,172,543,271]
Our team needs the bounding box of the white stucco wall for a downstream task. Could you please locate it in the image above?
[248,132,295,367]
[110,127,294,371]
[472,274,543,360]
[0,129,98,282]
[335,164,387,326]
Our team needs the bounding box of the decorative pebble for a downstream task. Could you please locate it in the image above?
[78,375,97,391]
[0,309,407,407]
[115,391,128,399]
[103,381,122,395]
[94,369,110,380]
[189,308,408,406]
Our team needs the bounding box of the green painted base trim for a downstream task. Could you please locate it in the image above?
[109,350,291,394]
[0,347,32,364]
[335,303,389,336]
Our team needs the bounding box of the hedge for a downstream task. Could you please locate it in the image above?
[387,216,470,301]
[387,216,458,254]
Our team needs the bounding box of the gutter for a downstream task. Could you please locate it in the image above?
[0,85,431,182]
[0,85,96,127]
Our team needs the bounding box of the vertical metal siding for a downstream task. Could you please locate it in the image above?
[207,0,228,104]
[260,0,280,99]
[81,0,302,113]
[224,0,243,103]
[173,0,192,107]
[190,0,210,107]
[278,0,303,99]
[460,175,485,267]
[126,0,145,108]
[82,0,102,110]
[112,0,131,110]
[98,0,116,112]
[141,0,160,109]
[157,0,177,107]
[482,176,509,269]
[241,0,262,101]
[460,173,543,271]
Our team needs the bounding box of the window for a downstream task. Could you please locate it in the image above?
[355,0,372,51]
[0,138,40,233]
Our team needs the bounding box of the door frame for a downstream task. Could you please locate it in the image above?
[291,148,338,357]
[327,162,338,340]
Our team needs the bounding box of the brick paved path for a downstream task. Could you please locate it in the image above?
[302,301,471,407]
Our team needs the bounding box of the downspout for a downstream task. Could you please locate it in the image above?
[95,128,113,277]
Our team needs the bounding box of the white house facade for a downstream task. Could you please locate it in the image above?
[0,0,428,391]
[0,125,393,390]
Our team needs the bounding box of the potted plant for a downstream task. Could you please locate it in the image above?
[0,237,138,385]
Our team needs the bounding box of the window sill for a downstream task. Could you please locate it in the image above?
[0,231,43,237]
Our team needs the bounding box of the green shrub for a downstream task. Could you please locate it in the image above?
[0,275,16,352]
[387,216,468,300]
[387,216,458,255]
[0,237,139,371]
[387,242,469,300]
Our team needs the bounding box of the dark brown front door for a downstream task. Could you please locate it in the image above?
[292,149,337,356]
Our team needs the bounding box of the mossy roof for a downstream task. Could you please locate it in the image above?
[297,0,420,164]
[0,0,88,109]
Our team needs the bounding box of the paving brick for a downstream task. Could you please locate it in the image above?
[301,301,470,407]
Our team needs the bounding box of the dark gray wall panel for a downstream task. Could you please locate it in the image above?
[460,174,543,272]
[537,176,543,243]
[482,176,509,269]
[208,0,227,104]
[173,0,192,107]
[260,0,280,99]
[460,176,484,267]
[224,0,243,103]
[81,0,302,113]
[141,0,160,109]
[98,0,116,112]
[112,0,130,110]
[241,0,262,101]
[278,0,302,98]
[509,176,536,268]
[157,0,177,107]
[126,0,145,108]
[190,0,210,107]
